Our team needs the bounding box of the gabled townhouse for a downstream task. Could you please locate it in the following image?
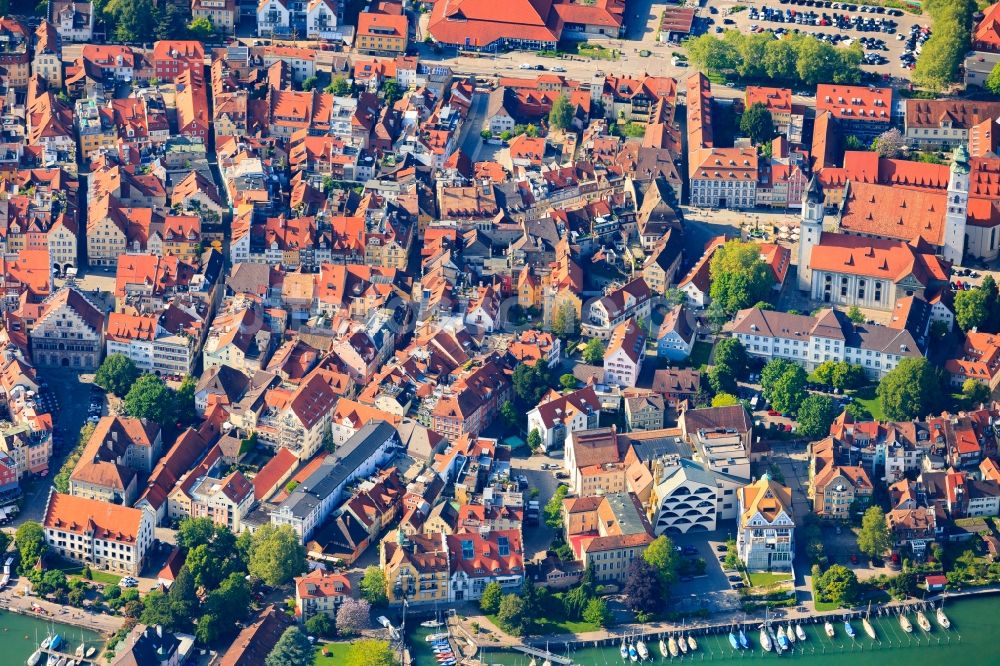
[381,530,450,605]
[429,356,512,441]
[526,386,601,452]
[33,22,62,90]
[203,297,274,375]
[655,303,696,361]
[29,287,104,370]
[603,318,645,388]
[585,277,651,337]
[294,569,352,622]
[446,528,524,601]
[737,474,795,571]
[69,415,161,505]
[563,491,653,584]
[51,1,94,42]
[105,311,199,378]
[151,41,205,83]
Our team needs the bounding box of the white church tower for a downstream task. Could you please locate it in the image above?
[943,144,970,266]
[798,174,824,292]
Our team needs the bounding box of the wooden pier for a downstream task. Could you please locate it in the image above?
[513,645,573,664]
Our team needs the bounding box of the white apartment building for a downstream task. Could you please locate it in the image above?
[736,475,795,572]
[43,491,153,575]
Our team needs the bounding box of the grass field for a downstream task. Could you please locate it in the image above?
[688,341,713,371]
[748,571,793,587]
[487,614,601,636]
[55,560,121,585]
[314,642,352,665]
[849,386,885,421]
[814,600,840,612]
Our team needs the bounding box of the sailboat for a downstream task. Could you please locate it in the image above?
[785,623,796,643]
[824,620,835,638]
[776,626,790,651]
[620,639,628,661]
[26,649,43,666]
[759,626,773,652]
[84,647,96,659]
[917,610,932,632]
[686,635,697,652]
[658,638,668,658]
[738,628,750,650]
[937,606,951,629]
[636,638,649,661]
[899,611,913,633]
[667,636,679,658]
[628,640,638,662]
[420,620,444,628]
[678,634,687,655]
[728,630,740,650]
[863,602,877,639]
[844,620,856,639]
[795,624,807,641]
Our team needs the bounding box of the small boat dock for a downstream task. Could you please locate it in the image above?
[513,646,573,665]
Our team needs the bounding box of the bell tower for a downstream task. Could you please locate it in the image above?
[798,175,824,292]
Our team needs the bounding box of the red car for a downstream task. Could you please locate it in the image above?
[768,410,780,416]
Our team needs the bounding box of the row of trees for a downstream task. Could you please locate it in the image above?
[913,0,976,91]
[686,31,863,87]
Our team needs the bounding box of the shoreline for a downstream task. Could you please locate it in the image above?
[461,584,1000,655]
[0,593,122,637]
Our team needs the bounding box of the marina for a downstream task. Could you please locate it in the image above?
[472,594,1000,666]
[0,611,103,666]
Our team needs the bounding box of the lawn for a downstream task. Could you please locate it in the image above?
[314,642,352,665]
[55,560,121,585]
[748,571,793,587]
[488,614,601,636]
[814,600,840,612]
[849,386,885,421]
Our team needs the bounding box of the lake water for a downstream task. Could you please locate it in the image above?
[0,610,103,664]
[452,595,1000,666]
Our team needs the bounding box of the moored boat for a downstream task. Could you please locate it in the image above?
[426,633,449,642]
[825,621,835,638]
[659,639,668,658]
[636,639,649,660]
[760,628,773,652]
[795,623,807,641]
[937,607,951,629]
[917,610,932,632]
[738,629,749,650]
[678,635,687,654]
[620,642,628,661]
[85,648,96,659]
[628,643,637,662]
[74,644,84,659]
[26,649,43,666]
[687,635,697,652]
[785,623,795,643]
[863,617,877,639]
[420,620,444,628]
[728,632,739,650]
[844,620,856,639]
[776,626,790,651]
[899,612,913,633]
[667,636,679,658]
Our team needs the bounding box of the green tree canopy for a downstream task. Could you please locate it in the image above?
[642,535,679,591]
[124,374,174,425]
[552,302,579,340]
[954,286,990,332]
[513,359,553,405]
[496,593,527,635]
[583,337,605,364]
[305,612,335,638]
[709,338,747,395]
[583,597,612,627]
[623,559,662,614]
[265,627,313,666]
[876,357,941,421]
[326,76,352,95]
[815,564,859,606]
[246,524,307,587]
[761,359,807,414]
[740,102,774,145]
[187,16,214,39]
[544,484,569,529]
[549,94,574,131]
[359,566,388,606]
[962,378,990,407]
[709,240,775,314]
[856,506,891,559]
[796,394,838,439]
[15,521,46,572]
[346,639,399,666]
[987,62,1000,94]
[711,392,740,407]
[480,580,503,614]
[94,353,139,396]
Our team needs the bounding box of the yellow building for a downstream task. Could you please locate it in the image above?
[356,12,408,56]
[381,530,450,605]
[518,265,541,310]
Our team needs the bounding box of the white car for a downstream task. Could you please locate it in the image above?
[551,66,566,72]
[519,63,533,70]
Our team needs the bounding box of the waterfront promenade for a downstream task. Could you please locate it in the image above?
[454,583,1000,654]
[0,586,124,635]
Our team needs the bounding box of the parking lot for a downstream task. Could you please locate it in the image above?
[716,0,933,80]
[669,528,743,613]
